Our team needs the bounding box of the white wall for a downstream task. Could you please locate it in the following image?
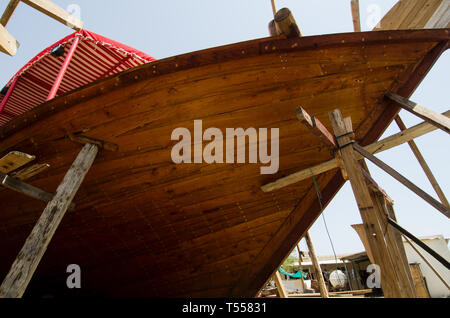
[404,236,450,298]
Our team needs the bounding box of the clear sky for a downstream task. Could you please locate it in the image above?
[1,1,448,257]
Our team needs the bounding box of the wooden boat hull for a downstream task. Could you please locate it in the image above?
[0,29,448,297]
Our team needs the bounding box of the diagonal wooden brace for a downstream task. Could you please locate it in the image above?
[387,92,450,134]
[0,171,75,211]
[0,143,98,298]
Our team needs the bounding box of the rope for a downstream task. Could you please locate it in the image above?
[309,168,344,287]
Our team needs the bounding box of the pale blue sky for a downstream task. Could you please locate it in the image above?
[1,1,448,257]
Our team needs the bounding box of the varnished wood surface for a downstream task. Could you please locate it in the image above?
[0,29,448,297]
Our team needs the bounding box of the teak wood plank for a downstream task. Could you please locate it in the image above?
[262,110,450,192]
[0,143,97,298]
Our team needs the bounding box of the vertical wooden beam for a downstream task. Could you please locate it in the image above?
[351,0,361,32]
[296,244,307,292]
[353,143,450,218]
[395,115,449,208]
[329,109,404,298]
[304,232,329,298]
[368,187,416,297]
[0,143,98,298]
[273,271,288,298]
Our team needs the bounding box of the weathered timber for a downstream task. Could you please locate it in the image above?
[268,20,281,36]
[330,109,403,297]
[274,8,301,38]
[351,0,361,32]
[0,143,97,298]
[395,115,449,208]
[0,171,75,211]
[273,271,288,298]
[68,132,119,152]
[387,93,450,134]
[360,167,394,205]
[353,143,450,218]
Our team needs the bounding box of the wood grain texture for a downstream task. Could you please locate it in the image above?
[0,143,97,298]
[0,30,448,298]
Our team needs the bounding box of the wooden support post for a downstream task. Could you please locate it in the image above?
[274,8,301,38]
[365,179,416,297]
[304,232,329,298]
[273,271,288,298]
[0,0,20,26]
[387,93,450,134]
[329,109,404,297]
[351,0,361,32]
[296,244,307,293]
[261,110,450,192]
[395,115,449,208]
[0,143,98,298]
[353,143,450,218]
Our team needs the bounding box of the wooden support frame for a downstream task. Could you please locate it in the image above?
[304,232,329,298]
[273,271,288,298]
[353,143,450,218]
[261,110,450,192]
[329,109,405,297]
[0,143,98,298]
[387,93,450,134]
[395,115,449,208]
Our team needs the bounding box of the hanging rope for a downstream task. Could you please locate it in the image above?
[309,168,344,286]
